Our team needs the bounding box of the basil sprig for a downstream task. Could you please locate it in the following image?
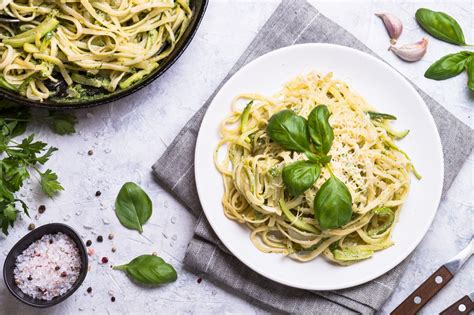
[314,173,352,229]
[415,8,467,46]
[267,105,353,229]
[267,106,330,197]
[115,182,152,233]
[113,254,177,285]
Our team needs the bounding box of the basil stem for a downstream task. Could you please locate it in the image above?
[415,8,466,46]
[425,51,472,80]
[307,105,334,155]
[282,161,320,196]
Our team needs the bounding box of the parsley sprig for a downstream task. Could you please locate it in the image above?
[0,99,76,235]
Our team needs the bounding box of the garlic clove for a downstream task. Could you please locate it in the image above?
[375,13,403,44]
[389,37,428,62]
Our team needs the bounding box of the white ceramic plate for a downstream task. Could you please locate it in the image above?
[194,43,444,290]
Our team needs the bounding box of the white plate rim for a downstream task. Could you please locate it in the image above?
[194,43,444,290]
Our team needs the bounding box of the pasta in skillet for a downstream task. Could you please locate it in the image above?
[0,0,192,101]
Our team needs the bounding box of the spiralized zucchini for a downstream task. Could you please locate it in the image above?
[215,72,418,265]
[0,0,192,101]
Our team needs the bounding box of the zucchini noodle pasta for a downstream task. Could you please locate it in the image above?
[0,0,192,101]
[214,72,420,265]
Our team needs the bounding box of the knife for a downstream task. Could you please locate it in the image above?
[440,292,474,315]
[391,238,473,315]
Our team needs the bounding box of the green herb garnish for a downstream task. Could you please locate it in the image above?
[113,254,177,285]
[267,105,353,230]
[415,8,468,46]
[114,182,152,233]
[0,103,65,234]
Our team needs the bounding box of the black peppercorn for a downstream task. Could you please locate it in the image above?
[88,150,93,156]
[111,296,115,302]
[87,287,92,293]
[97,235,103,242]
[86,240,92,247]
[38,205,46,213]
[95,190,101,197]
[27,275,32,281]
[55,266,60,271]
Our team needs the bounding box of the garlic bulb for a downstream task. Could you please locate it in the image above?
[389,37,429,62]
[375,13,403,44]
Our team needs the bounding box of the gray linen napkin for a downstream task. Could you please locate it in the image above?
[152,1,474,313]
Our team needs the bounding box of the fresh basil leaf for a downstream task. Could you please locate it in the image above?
[307,105,334,155]
[266,110,310,152]
[113,254,177,285]
[314,174,352,229]
[415,8,466,45]
[425,51,471,80]
[115,182,152,233]
[49,111,77,135]
[282,161,320,196]
[467,56,474,91]
[367,111,397,121]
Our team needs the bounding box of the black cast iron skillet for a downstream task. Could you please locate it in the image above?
[3,223,88,308]
[0,0,208,110]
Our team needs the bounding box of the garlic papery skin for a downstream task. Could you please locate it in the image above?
[389,37,428,62]
[375,13,403,44]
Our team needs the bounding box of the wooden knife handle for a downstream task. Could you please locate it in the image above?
[440,295,474,315]
[391,266,453,315]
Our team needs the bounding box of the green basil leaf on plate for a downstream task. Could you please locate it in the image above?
[467,56,474,91]
[307,105,334,155]
[266,110,310,152]
[113,254,177,285]
[314,174,352,229]
[115,182,152,233]
[282,160,321,196]
[415,8,466,45]
[425,51,472,80]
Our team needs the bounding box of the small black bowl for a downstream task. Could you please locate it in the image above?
[3,223,88,308]
[0,0,208,110]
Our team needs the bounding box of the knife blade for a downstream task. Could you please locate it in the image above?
[391,238,473,315]
[440,292,474,315]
